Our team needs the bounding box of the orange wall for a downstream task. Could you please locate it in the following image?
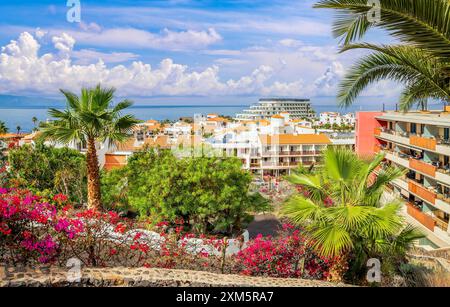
[355,111,384,158]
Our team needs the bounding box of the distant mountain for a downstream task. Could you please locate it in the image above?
[0,95,64,108]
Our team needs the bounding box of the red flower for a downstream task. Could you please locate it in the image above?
[114,223,126,234]
[133,232,142,241]
[53,193,68,204]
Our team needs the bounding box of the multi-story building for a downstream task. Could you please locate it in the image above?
[209,113,332,176]
[319,112,356,126]
[356,109,450,246]
[249,134,331,176]
[235,98,315,121]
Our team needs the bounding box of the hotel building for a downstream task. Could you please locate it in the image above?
[356,109,450,246]
[235,98,315,121]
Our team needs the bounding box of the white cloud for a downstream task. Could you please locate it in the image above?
[0,31,399,99]
[59,27,222,51]
[71,49,140,65]
[52,33,75,56]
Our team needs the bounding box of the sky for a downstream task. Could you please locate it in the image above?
[0,0,403,106]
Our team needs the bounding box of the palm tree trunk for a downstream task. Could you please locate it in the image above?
[86,138,102,210]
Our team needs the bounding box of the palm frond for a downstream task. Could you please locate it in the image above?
[314,0,450,58]
[281,196,324,225]
[337,45,448,107]
[311,224,353,257]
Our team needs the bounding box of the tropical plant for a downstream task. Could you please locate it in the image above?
[40,84,141,209]
[16,126,21,135]
[0,121,8,134]
[32,117,39,131]
[315,0,450,110]
[281,147,423,282]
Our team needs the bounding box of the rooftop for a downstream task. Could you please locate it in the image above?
[259,98,310,103]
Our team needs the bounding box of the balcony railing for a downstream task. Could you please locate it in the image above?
[406,203,436,231]
[410,135,437,151]
[409,158,437,177]
[262,151,321,156]
[408,180,436,205]
[434,217,449,232]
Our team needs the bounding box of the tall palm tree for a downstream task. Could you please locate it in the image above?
[0,121,8,134]
[282,148,423,280]
[41,84,141,209]
[16,126,21,135]
[315,0,450,110]
[32,117,38,130]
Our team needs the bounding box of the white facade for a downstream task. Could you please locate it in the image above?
[236,98,315,121]
[319,112,355,126]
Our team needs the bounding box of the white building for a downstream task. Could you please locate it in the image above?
[319,112,356,126]
[235,98,315,121]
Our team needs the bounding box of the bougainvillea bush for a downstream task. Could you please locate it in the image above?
[0,188,225,271]
[0,187,346,281]
[233,224,341,281]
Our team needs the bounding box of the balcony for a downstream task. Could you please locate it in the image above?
[262,151,321,157]
[410,135,437,151]
[408,181,436,205]
[406,203,436,231]
[376,129,410,146]
[434,217,449,232]
[383,150,410,168]
[409,158,437,177]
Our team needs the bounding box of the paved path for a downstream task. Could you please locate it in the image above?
[247,214,282,239]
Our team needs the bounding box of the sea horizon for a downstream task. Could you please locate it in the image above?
[0,103,381,133]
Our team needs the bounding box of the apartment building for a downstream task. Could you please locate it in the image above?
[356,109,450,245]
[235,98,315,121]
[318,112,356,126]
[250,134,331,176]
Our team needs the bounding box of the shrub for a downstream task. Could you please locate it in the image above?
[7,143,87,204]
[233,224,339,280]
[102,148,269,235]
[0,188,225,271]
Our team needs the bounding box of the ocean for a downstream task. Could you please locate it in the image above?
[0,103,376,133]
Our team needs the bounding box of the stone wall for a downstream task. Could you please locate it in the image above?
[0,266,350,287]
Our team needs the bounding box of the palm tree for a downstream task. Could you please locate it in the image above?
[281,148,423,281]
[0,121,8,134]
[41,84,141,209]
[16,126,21,135]
[315,0,450,110]
[32,117,38,130]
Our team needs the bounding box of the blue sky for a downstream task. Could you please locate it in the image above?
[0,0,401,105]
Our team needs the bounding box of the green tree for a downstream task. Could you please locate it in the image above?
[102,148,269,235]
[282,148,423,282]
[315,0,450,110]
[100,167,129,212]
[0,121,8,134]
[41,84,141,209]
[32,117,39,131]
[16,126,21,135]
[7,143,87,203]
